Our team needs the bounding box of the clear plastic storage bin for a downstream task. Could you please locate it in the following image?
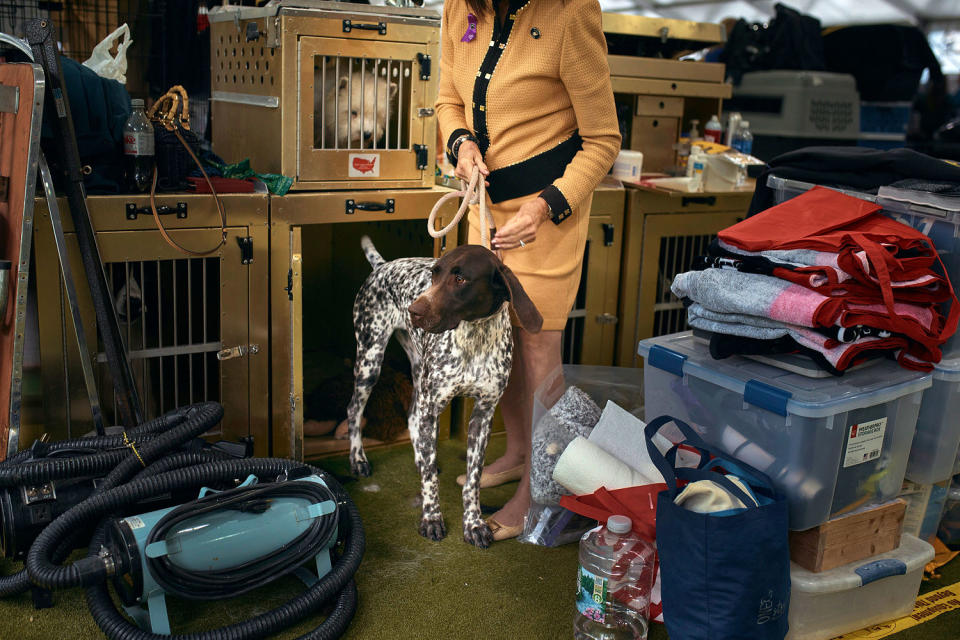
[786,534,934,640]
[905,356,960,484]
[638,332,932,530]
[765,175,960,358]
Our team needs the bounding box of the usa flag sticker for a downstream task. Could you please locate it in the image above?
[348,153,380,177]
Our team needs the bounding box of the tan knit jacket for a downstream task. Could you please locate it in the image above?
[436,0,621,221]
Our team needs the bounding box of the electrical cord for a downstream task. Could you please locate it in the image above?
[145,480,339,600]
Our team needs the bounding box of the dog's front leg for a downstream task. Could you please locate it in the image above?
[409,391,445,541]
[462,396,496,548]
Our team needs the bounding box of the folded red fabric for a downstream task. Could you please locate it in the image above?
[186,176,255,193]
[717,187,959,365]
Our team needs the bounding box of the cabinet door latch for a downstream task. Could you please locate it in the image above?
[237,236,253,264]
[217,344,260,361]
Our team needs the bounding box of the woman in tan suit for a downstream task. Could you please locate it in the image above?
[437,0,620,541]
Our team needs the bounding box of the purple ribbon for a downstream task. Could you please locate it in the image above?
[461,13,477,43]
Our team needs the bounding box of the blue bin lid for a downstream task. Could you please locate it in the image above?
[638,332,932,419]
[934,356,960,382]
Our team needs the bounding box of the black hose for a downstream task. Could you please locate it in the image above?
[0,404,224,597]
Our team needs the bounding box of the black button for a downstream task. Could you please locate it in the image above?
[530,27,540,39]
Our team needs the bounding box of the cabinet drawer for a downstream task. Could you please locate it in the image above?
[630,116,679,173]
[636,96,684,117]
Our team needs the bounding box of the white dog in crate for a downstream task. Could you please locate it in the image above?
[315,61,398,148]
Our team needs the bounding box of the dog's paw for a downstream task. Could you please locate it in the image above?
[349,453,372,478]
[419,515,447,541]
[463,520,493,549]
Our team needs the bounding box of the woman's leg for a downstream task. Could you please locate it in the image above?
[490,327,563,527]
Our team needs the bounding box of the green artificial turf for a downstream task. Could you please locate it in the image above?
[0,433,957,639]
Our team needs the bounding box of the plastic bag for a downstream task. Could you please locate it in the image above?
[519,365,644,547]
[82,24,132,84]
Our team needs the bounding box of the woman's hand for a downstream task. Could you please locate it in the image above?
[454,140,490,186]
[492,197,550,250]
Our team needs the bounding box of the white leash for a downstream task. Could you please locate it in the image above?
[427,167,497,250]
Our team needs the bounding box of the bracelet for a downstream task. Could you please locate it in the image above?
[452,133,478,159]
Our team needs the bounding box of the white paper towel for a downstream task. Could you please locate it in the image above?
[552,436,654,495]
[588,401,666,484]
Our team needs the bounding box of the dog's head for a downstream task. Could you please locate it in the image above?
[408,245,542,334]
[323,68,398,147]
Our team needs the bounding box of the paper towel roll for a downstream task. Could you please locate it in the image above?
[553,436,654,495]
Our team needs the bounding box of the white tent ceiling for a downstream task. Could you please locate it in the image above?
[421,0,960,28]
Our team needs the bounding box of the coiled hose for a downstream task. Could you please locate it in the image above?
[26,457,363,640]
[0,403,224,597]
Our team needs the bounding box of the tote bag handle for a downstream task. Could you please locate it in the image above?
[644,415,777,498]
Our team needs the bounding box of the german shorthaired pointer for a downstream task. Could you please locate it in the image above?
[346,236,542,547]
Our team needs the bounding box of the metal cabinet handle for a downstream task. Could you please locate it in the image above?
[345,199,395,215]
[342,20,387,35]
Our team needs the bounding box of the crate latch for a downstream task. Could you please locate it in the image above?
[596,313,618,325]
[417,107,435,118]
[647,344,686,377]
[237,236,254,265]
[602,223,615,246]
[342,20,387,35]
[345,199,395,215]
[413,145,429,170]
[126,202,187,221]
[217,344,260,361]
[245,21,260,42]
[417,52,432,80]
[744,379,791,417]
[285,268,294,301]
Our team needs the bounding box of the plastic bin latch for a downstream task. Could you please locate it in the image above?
[855,559,907,586]
[648,345,687,377]
[744,380,791,417]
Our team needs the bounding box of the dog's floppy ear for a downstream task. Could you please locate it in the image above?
[496,262,543,334]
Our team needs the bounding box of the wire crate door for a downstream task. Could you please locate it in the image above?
[36,227,256,446]
[298,38,428,182]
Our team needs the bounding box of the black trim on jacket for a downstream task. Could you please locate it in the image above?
[486,131,581,222]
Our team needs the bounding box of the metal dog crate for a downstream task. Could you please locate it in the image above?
[269,187,459,461]
[31,194,270,455]
[603,14,731,173]
[615,184,752,367]
[209,1,440,191]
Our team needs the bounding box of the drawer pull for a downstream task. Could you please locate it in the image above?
[126,202,187,220]
[342,20,387,35]
[345,199,395,215]
[681,196,716,207]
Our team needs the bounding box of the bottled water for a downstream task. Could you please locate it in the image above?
[574,515,656,640]
[732,120,754,156]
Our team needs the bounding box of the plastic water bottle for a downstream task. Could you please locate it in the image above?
[704,114,722,143]
[123,99,155,193]
[574,515,656,640]
[732,120,754,156]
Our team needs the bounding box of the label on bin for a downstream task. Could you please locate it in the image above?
[577,566,608,623]
[843,417,887,468]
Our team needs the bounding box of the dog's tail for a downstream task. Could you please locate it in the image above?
[360,235,386,270]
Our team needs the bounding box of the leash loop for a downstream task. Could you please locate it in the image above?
[427,167,496,250]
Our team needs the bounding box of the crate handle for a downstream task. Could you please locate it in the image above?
[126,202,187,220]
[345,199,395,215]
[681,196,716,207]
[342,20,387,35]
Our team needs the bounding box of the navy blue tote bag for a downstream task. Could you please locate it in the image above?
[645,415,791,640]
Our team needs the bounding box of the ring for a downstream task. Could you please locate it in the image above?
[519,239,526,247]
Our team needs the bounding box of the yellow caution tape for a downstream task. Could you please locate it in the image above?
[832,581,960,639]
